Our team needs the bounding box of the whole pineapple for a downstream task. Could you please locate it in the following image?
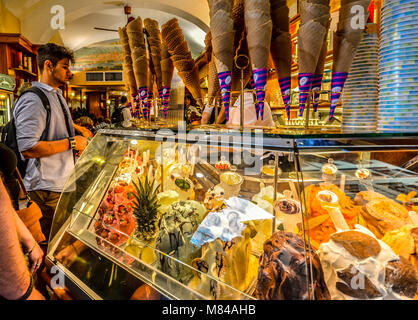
[132,176,160,243]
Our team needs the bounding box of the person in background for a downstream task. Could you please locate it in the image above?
[184,95,202,125]
[111,96,132,128]
[92,116,109,135]
[13,43,88,244]
[0,178,45,300]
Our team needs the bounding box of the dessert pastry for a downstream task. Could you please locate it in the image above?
[382,225,418,273]
[318,225,418,300]
[322,159,338,176]
[203,185,225,212]
[303,184,360,249]
[155,200,206,284]
[219,171,243,199]
[189,227,259,300]
[355,190,411,238]
[355,168,371,180]
[255,231,330,300]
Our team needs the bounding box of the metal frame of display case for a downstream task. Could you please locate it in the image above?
[46,128,418,300]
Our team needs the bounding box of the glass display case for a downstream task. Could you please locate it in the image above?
[46,127,418,300]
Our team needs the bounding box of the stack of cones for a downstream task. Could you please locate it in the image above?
[127,17,148,118]
[119,27,139,117]
[330,0,371,120]
[208,0,235,121]
[206,32,221,106]
[270,0,292,119]
[145,64,154,120]
[244,0,272,120]
[160,42,174,119]
[161,18,203,105]
[297,0,330,117]
[144,19,163,94]
[230,0,252,106]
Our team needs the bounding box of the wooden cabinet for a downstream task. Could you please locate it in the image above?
[0,33,39,96]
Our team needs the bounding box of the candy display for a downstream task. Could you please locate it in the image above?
[255,231,330,300]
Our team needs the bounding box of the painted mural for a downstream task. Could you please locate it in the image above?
[73,38,123,72]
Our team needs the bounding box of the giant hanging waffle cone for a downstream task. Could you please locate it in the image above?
[208,0,233,16]
[312,25,330,112]
[297,21,327,74]
[208,58,221,106]
[271,3,290,36]
[127,18,148,89]
[179,67,203,103]
[246,22,272,70]
[161,58,174,88]
[212,32,235,73]
[118,27,137,93]
[300,1,329,26]
[127,17,145,48]
[271,32,292,81]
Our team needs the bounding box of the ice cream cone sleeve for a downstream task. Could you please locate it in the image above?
[297,21,327,74]
[253,68,268,120]
[278,77,291,119]
[311,75,323,112]
[298,73,314,116]
[218,71,232,121]
[329,72,348,121]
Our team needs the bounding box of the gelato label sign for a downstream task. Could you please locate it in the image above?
[0,74,16,91]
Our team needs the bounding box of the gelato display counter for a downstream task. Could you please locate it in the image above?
[45,128,418,300]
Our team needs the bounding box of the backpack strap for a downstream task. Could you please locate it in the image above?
[18,87,51,140]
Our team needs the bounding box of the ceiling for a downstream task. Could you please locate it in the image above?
[4,0,209,55]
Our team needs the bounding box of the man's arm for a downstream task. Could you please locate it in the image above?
[21,136,87,159]
[0,179,44,300]
[73,122,93,138]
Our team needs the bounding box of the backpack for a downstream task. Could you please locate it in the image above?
[1,87,51,178]
[111,106,128,124]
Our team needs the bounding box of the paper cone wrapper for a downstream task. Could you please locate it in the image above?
[297,21,327,73]
[298,73,314,116]
[311,74,323,112]
[333,33,357,73]
[271,32,292,80]
[211,10,234,37]
[218,71,232,121]
[329,72,348,120]
[253,68,268,120]
[300,1,329,26]
[271,4,290,35]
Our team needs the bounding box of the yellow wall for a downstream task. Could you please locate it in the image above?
[48,31,65,46]
[0,0,21,33]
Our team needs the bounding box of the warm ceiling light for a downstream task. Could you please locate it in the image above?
[0,95,6,99]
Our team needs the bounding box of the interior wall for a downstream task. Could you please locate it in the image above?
[0,0,21,33]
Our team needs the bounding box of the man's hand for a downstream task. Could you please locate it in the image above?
[27,243,44,274]
[74,135,87,152]
[73,123,93,138]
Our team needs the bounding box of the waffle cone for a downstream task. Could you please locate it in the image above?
[175,40,190,56]
[171,53,192,62]
[245,0,270,13]
[162,18,180,37]
[332,31,357,73]
[343,29,364,49]
[209,0,233,17]
[127,17,145,48]
[119,27,137,90]
[208,59,220,105]
[212,32,235,71]
[315,18,331,75]
[161,43,171,60]
[178,68,202,101]
[297,21,327,73]
[174,59,194,72]
[246,20,272,70]
[161,58,174,87]
[211,10,234,37]
[300,2,329,25]
[339,0,371,23]
[271,32,292,80]
[232,0,245,28]
[271,5,290,35]
[307,0,330,5]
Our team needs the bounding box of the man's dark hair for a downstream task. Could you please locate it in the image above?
[37,43,75,72]
[120,96,128,104]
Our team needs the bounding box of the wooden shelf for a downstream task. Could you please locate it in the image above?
[9,68,37,78]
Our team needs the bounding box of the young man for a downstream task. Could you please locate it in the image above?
[13,43,88,242]
[112,95,132,128]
